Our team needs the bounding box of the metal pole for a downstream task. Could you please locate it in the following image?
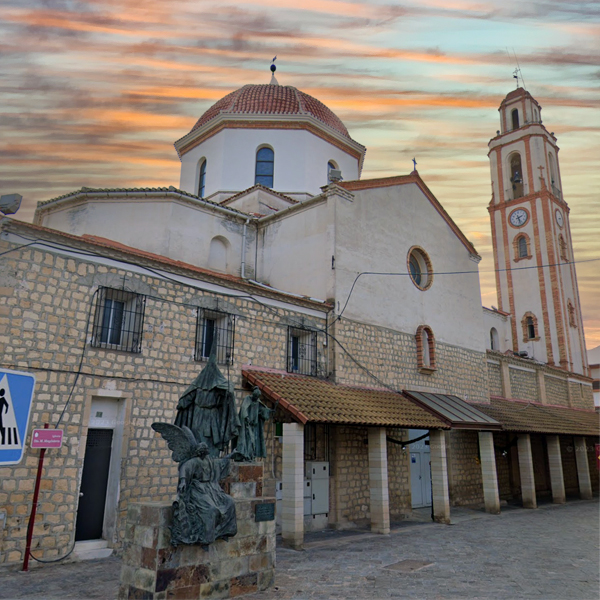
[22,423,48,572]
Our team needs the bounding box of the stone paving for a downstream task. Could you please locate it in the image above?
[0,499,597,600]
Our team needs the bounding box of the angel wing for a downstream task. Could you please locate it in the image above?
[151,422,198,463]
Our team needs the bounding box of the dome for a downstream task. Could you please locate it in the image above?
[190,84,351,139]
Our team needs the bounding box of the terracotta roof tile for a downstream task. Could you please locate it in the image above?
[242,368,449,429]
[190,84,350,139]
[472,397,599,436]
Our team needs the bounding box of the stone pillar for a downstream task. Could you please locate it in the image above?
[430,429,450,524]
[517,434,537,508]
[546,435,566,504]
[537,370,546,404]
[281,422,304,549]
[368,427,390,534]
[574,436,592,500]
[478,432,500,514]
[501,361,511,398]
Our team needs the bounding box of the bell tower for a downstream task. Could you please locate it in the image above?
[487,87,588,375]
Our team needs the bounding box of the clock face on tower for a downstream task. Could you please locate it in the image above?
[509,208,528,227]
[555,210,564,228]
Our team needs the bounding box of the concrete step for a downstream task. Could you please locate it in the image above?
[73,540,114,561]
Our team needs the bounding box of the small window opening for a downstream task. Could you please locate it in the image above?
[511,109,520,130]
[518,236,528,258]
[255,147,274,188]
[527,317,535,339]
[198,159,207,198]
[510,154,524,199]
[490,327,499,351]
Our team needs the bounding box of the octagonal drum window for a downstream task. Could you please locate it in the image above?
[407,246,433,291]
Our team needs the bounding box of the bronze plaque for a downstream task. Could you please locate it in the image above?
[254,502,275,522]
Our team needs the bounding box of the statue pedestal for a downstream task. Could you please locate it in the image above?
[118,463,276,599]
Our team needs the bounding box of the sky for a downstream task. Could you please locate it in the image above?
[1,0,599,347]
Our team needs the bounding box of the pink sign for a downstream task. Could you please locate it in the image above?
[31,429,64,449]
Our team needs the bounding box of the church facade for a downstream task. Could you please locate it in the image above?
[0,74,597,565]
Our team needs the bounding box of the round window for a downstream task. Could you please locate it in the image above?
[407,247,433,290]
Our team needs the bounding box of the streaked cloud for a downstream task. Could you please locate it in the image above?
[1,0,598,346]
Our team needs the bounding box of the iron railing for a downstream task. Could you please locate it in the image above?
[287,326,317,376]
[91,287,146,353]
[195,309,235,364]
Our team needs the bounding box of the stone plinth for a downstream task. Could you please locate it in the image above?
[119,463,275,599]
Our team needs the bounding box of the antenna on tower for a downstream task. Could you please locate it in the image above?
[512,49,526,90]
[506,47,526,90]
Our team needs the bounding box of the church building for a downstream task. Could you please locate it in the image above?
[0,68,596,565]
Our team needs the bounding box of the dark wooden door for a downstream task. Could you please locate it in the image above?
[75,428,113,541]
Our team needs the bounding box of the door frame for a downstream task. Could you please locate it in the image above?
[78,388,132,543]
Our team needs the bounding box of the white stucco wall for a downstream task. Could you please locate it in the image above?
[256,198,334,301]
[332,184,485,351]
[179,128,360,199]
[482,308,512,352]
[38,197,252,277]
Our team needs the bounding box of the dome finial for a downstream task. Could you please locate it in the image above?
[269,56,279,85]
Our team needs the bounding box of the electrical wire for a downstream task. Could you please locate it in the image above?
[331,256,600,326]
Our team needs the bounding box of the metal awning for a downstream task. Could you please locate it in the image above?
[403,391,502,430]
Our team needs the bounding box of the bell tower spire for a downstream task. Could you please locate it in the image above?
[487,88,588,376]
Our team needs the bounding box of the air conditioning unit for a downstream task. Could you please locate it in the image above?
[328,169,342,182]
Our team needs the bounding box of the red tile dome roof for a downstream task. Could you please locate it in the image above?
[190,84,350,139]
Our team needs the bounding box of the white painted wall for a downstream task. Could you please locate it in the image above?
[333,184,485,351]
[482,308,511,352]
[257,198,334,301]
[179,128,360,199]
[39,198,252,277]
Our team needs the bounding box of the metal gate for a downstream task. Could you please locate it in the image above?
[75,428,113,541]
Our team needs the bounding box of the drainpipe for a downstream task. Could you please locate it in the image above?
[241,218,250,279]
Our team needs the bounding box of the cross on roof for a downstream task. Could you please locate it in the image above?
[412,157,417,170]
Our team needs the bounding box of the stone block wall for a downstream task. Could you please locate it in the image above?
[509,368,538,402]
[119,500,275,600]
[487,362,503,396]
[386,429,411,520]
[0,237,326,565]
[486,352,594,410]
[332,317,489,404]
[330,426,370,526]
[545,376,569,407]
[447,430,484,506]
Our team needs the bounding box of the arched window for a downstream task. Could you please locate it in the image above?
[512,232,530,261]
[534,108,538,122]
[198,159,207,198]
[548,153,556,185]
[521,312,539,342]
[255,147,274,188]
[490,327,499,351]
[511,109,520,130]
[510,153,524,199]
[208,236,229,273]
[416,325,436,372]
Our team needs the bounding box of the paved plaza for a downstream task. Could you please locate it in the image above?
[1,499,597,600]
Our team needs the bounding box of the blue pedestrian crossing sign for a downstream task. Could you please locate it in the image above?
[0,368,36,465]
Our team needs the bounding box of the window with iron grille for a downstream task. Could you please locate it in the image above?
[195,309,235,364]
[91,287,146,353]
[287,327,317,376]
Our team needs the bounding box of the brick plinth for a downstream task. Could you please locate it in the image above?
[118,464,275,599]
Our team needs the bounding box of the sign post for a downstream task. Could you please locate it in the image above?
[22,423,49,572]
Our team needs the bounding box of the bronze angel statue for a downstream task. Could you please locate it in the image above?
[151,422,237,547]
